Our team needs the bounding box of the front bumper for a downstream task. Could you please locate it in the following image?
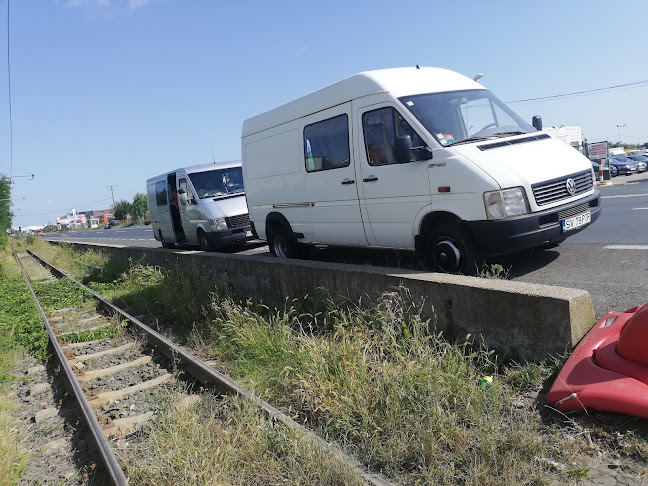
[465,191,601,257]
[205,225,253,247]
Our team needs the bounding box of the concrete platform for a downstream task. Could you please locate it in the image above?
[51,242,596,360]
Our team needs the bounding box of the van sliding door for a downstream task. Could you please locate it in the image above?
[301,102,368,246]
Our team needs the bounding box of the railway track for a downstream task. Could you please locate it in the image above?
[14,249,393,486]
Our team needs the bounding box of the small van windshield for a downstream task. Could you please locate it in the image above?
[399,89,534,147]
[189,167,244,199]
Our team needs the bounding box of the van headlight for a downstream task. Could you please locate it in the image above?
[484,187,529,220]
[209,218,228,231]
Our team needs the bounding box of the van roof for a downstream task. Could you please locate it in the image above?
[242,67,484,137]
[146,161,241,184]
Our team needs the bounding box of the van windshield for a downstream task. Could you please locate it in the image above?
[399,89,535,147]
[188,167,245,199]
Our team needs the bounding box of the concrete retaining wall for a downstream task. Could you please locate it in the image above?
[55,242,595,360]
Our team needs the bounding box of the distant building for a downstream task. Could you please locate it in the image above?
[80,209,114,227]
[545,125,583,152]
[56,209,86,229]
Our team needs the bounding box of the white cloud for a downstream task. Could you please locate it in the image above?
[128,0,155,9]
[294,45,309,56]
[65,0,159,12]
[67,0,111,7]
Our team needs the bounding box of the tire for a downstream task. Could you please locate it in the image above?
[160,231,175,249]
[425,224,480,275]
[268,225,301,259]
[198,229,213,252]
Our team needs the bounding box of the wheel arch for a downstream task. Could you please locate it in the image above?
[416,211,464,252]
[265,212,303,240]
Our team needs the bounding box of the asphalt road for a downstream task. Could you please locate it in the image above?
[45,172,648,319]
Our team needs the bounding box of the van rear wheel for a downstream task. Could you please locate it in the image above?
[268,226,301,259]
[425,224,480,275]
[160,231,175,249]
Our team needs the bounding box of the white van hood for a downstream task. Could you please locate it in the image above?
[204,194,248,218]
[451,135,592,190]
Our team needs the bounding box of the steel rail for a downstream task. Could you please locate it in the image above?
[25,249,394,486]
[13,251,128,486]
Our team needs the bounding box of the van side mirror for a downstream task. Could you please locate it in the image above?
[178,189,189,206]
[532,116,543,131]
[415,146,433,160]
[394,135,415,163]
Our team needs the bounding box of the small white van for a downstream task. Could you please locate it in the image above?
[241,67,601,273]
[146,161,252,250]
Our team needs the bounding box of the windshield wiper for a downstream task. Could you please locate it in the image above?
[447,136,492,146]
[492,131,527,137]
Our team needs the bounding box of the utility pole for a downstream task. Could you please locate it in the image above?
[617,124,626,145]
[107,186,117,208]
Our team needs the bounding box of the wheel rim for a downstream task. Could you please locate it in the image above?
[199,233,208,251]
[433,238,462,272]
[273,234,288,258]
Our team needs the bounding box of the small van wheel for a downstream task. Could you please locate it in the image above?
[160,231,175,249]
[268,225,300,259]
[425,225,480,275]
[198,230,213,252]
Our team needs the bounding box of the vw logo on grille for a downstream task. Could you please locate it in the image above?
[565,178,576,196]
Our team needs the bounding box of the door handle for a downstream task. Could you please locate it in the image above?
[363,176,378,182]
[341,179,356,185]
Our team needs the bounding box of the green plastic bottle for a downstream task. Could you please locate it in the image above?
[479,376,493,388]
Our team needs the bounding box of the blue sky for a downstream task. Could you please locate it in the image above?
[1,0,647,227]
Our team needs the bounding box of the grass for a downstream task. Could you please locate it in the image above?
[205,292,579,485]
[18,241,648,484]
[122,390,366,486]
[0,242,33,483]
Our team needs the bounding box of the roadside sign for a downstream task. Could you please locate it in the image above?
[589,141,608,159]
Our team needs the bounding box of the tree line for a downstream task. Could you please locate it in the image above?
[113,193,148,221]
[0,177,12,246]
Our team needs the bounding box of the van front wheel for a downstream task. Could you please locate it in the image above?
[198,230,214,252]
[268,226,300,259]
[425,225,480,275]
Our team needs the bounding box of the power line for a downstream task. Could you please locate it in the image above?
[507,79,648,104]
[13,197,113,217]
[0,162,32,175]
[6,0,12,179]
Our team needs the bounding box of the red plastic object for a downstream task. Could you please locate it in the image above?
[617,304,648,366]
[547,305,648,419]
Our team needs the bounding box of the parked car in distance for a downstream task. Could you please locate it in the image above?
[110,220,120,227]
[629,155,648,172]
[609,157,638,176]
[35,231,43,236]
[590,158,618,177]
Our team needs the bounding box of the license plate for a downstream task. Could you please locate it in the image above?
[245,230,253,237]
[562,211,591,232]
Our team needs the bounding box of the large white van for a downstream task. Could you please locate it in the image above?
[241,67,601,273]
[146,161,252,250]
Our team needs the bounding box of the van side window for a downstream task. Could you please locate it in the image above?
[362,107,425,166]
[155,181,167,206]
[303,114,350,172]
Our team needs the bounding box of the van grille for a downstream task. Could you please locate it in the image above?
[531,170,594,206]
[227,213,250,228]
[558,203,590,220]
